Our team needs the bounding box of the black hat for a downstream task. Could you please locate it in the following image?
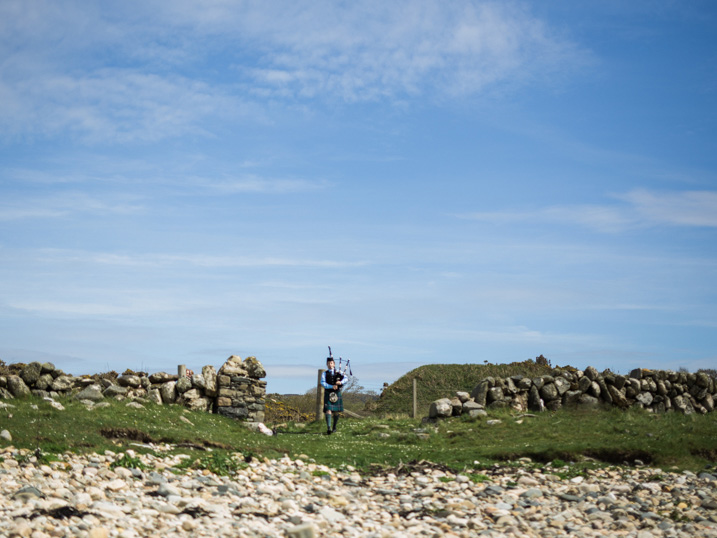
[326,356,334,363]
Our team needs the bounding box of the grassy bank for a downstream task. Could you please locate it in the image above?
[1,396,715,474]
[373,359,556,416]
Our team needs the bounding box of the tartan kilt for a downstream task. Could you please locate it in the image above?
[323,389,343,412]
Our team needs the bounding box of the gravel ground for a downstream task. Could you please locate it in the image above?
[2,445,717,538]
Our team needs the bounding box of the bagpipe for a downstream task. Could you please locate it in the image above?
[327,346,353,403]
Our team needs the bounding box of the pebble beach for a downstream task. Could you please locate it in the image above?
[2,445,717,538]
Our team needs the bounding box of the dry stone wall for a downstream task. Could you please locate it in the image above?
[0,355,267,423]
[429,366,717,420]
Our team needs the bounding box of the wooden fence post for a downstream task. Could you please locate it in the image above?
[178,364,186,379]
[316,369,325,421]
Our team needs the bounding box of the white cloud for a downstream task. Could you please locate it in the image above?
[222,1,585,101]
[618,189,717,228]
[0,192,143,221]
[194,175,330,195]
[26,248,369,270]
[458,189,717,231]
[7,300,148,317]
[0,69,239,143]
[0,1,587,141]
[457,205,633,233]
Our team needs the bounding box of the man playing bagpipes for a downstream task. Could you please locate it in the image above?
[321,347,351,435]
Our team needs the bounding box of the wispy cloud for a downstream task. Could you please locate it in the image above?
[0,192,143,221]
[0,1,587,141]
[6,300,163,317]
[0,69,240,143]
[617,189,717,228]
[192,175,331,195]
[225,1,587,101]
[29,249,369,270]
[458,189,717,232]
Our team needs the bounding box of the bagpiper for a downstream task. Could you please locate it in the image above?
[321,347,345,434]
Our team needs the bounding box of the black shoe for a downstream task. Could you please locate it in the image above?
[331,428,337,433]
[326,429,333,435]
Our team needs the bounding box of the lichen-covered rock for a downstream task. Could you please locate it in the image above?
[75,384,104,402]
[471,380,490,406]
[487,386,504,404]
[50,375,74,392]
[625,379,640,398]
[34,373,54,391]
[450,397,462,416]
[185,397,213,412]
[598,379,612,402]
[244,356,266,379]
[636,391,653,407]
[76,377,96,388]
[545,399,562,411]
[20,363,43,386]
[216,396,232,407]
[510,392,529,412]
[99,378,114,389]
[103,384,128,398]
[192,373,206,390]
[516,376,532,390]
[149,372,176,384]
[672,394,694,414]
[202,365,218,396]
[160,381,177,404]
[641,377,657,393]
[118,375,142,388]
[563,390,582,407]
[696,372,711,389]
[179,388,201,401]
[612,375,627,390]
[429,398,453,418]
[462,400,484,414]
[578,394,600,409]
[554,377,571,396]
[578,376,592,393]
[147,388,163,405]
[607,385,629,408]
[539,383,559,401]
[176,376,192,394]
[503,377,517,395]
[219,355,248,377]
[217,374,231,388]
[583,366,599,381]
[528,385,542,411]
[7,376,31,398]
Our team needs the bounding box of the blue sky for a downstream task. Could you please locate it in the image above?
[1,1,716,395]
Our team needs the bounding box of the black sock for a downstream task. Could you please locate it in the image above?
[332,415,339,431]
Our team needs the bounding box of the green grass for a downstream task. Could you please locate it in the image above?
[1,395,715,475]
